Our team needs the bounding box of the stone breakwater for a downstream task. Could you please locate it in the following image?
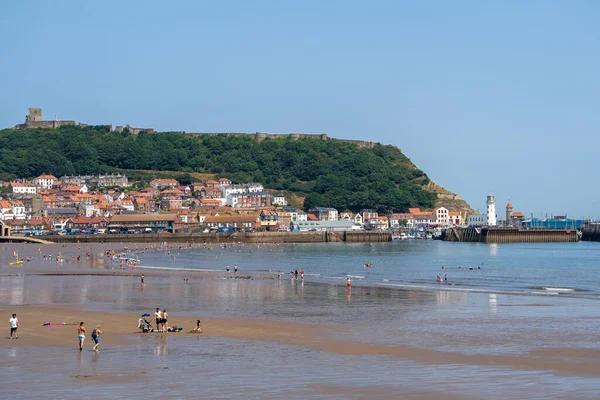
[40,231,392,244]
[442,227,579,243]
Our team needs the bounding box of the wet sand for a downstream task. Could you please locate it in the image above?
[3,304,600,378]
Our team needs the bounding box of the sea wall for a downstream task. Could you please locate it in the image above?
[442,227,579,243]
[44,231,392,244]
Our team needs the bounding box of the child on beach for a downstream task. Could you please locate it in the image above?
[192,319,203,333]
[77,322,86,351]
[91,325,102,351]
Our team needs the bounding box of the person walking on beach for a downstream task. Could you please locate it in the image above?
[294,269,299,280]
[234,264,238,274]
[77,322,86,351]
[226,265,230,273]
[346,278,351,290]
[91,325,102,351]
[300,269,304,281]
[141,274,145,286]
[9,313,18,339]
[155,308,163,332]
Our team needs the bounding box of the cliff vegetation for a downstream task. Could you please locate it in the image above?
[0,125,437,212]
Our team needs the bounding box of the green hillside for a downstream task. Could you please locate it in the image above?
[0,125,436,212]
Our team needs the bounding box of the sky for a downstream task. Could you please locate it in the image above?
[1,1,599,218]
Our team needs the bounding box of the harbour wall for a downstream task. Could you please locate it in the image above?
[442,227,579,243]
[42,231,392,244]
[581,229,600,242]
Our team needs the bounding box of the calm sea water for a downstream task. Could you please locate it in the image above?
[137,240,600,298]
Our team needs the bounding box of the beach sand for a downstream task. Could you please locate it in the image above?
[3,304,600,378]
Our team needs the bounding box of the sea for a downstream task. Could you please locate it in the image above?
[137,240,600,298]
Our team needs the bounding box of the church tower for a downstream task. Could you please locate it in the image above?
[486,194,497,226]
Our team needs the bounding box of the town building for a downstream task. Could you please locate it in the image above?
[229,192,272,208]
[60,174,129,187]
[309,207,339,221]
[34,175,57,188]
[150,179,179,190]
[11,182,37,194]
[293,219,356,231]
[272,194,287,206]
[203,215,259,231]
[108,214,176,232]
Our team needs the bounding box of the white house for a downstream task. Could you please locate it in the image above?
[434,207,449,226]
[468,214,486,227]
[296,210,308,222]
[34,175,57,188]
[272,194,287,206]
[11,182,37,194]
[353,213,364,225]
[13,201,25,219]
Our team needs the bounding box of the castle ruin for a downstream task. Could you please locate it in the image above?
[14,108,76,129]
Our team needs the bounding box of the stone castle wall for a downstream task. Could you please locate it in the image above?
[15,120,76,129]
[184,132,377,149]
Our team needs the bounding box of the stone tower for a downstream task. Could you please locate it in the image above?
[486,194,497,226]
[26,108,42,123]
[506,202,513,224]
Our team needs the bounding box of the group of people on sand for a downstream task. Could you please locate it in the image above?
[76,321,102,351]
[154,308,169,332]
[225,264,239,273]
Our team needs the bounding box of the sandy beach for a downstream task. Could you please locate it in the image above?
[2,242,600,399]
[3,304,600,379]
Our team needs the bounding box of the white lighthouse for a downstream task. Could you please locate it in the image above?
[486,194,497,226]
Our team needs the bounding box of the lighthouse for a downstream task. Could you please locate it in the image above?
[486,194,497,226]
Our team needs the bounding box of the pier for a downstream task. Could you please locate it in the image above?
[581,223,600,242]
[441,227,579,243]
[0,236,54,244]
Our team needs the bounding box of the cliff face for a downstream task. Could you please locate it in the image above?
[424,181,475,213]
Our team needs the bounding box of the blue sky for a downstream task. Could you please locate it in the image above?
[1,1,598,217]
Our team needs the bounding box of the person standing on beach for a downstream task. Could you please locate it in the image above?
[141,274,145,286]
[91,325,102,351]
[301,269,304,281]
[155,308,162,332]
[226,265,230,273]
[294,270,298,280]
[234,265,238,274]
[9,314,18,339]
[77,322,86,351]
[162,309,168,332]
